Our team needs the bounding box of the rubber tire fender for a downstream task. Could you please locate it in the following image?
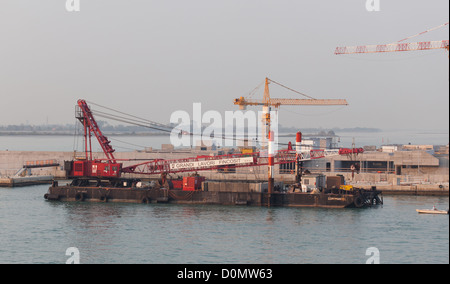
[354,196,364,208]
[75,192,85,202]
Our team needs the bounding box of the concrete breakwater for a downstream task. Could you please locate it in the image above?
[1,150,448,195]
[348,183,448,196]
[0,176,53,187]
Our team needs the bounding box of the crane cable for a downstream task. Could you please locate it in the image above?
[86,100,172,131]
[82,100,329,150]
[246,79,265,99]
[85,101,297,148]
[267,78,317,100]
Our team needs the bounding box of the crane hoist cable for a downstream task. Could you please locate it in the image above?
[85,101,295,148]
[393,22,449,44]
[267,78,317,100]
[84,99,338,150]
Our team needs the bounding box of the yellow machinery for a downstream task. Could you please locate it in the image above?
[340,185,354,191]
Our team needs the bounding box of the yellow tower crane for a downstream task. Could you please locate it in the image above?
[234,77,349,146]
[234,77,348,202]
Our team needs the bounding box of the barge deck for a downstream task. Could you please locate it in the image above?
[44,181,383,208]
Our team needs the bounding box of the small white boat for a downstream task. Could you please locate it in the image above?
[416,208,449,215]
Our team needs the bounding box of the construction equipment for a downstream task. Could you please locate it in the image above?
[340,185,354,191]
[234,78,348,198]
[335,40,449,55]
[66,100,122,184]
[68,100,361,187]
[234,78,348,143]
[234,78,348,109]
[120,141,363,175]
[335,22,449,55]
[76,99,117,163]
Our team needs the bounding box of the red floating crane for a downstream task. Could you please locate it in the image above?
[68,100,363,186]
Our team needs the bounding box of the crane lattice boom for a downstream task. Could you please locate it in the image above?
[71,100,363,180]
[76,99,117,163]
[234,97,348,108]
[234,78,348,109]
[121,148,363,176]
[335,40,449,55]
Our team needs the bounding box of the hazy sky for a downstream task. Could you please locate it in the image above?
[0,0,448,132]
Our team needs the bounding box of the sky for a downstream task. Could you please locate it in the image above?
[0,0,448,133]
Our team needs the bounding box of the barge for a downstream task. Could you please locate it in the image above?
[46,99,383,208]
[44,179,383,208]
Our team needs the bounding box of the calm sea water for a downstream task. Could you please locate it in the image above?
[1,135,449,264]
[0,184,448,264]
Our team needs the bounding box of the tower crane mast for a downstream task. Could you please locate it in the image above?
[233,78,349,199]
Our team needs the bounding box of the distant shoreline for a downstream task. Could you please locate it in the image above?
[0,131,170,136]
[0,127,383,137]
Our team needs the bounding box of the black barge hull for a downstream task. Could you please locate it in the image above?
[44,184,383,208]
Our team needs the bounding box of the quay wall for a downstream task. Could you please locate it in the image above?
[1,150,448,196]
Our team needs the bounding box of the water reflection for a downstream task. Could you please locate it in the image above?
[15,190,446,263]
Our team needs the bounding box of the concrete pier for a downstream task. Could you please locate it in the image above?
[1,150,448,195]
[0,175,54,187]
[349,183,448,196]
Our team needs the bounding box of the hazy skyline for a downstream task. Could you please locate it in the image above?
[0,0,448,133]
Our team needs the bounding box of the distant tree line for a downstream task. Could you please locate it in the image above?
[0,122,163,133]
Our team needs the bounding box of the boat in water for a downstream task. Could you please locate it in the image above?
[44,176,383,209]
[45,99,383,209]
[416,206,449,215]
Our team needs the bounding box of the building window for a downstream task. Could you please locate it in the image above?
[280,162,295,174]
